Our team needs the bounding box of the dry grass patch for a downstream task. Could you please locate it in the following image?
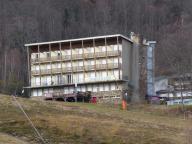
[0,94,192,143]
[0,133,28,144]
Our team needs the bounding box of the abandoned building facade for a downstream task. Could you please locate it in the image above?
[25,34,143,100]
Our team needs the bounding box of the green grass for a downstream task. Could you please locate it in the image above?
[0,94,192,144]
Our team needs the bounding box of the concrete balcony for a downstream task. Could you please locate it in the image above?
[62,55,71,61]
[31,70,40,75]
[31,69,52,76]
[72,54,83,60]
[94,52,106,58]
[41,69,52,75]
[84,65,95,71]
[31,57,51,63]
[63,67,73,73]
[31,50,121,64]
[72,66,84,72]
[31,55,71,64]
[84,53,94,59]
[96,64,106,70]
[31,63,121,76]
[107,50,121,57]
[107,63,120,69]
[94,50,121,58]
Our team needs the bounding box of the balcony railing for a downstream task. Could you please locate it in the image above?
[94,52,106,58]
[84,53,95,59]
[31,77,120,87]
[85,65,95,71]
[41,69,52,75]
[72,54,83,60]
[73,66,84,72]
[62,55,71,61]
[31,50,121,64]
[31,63,121,76]
[107,51,120,57]
[96,64,106,70]
[31,75,121,87]
[107,63,119,69]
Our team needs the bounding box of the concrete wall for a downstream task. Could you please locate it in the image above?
[122,39,132,81]
[122,39,139,89]
[121,39,140,101]
[131,43,139,89]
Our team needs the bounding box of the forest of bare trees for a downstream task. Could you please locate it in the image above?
[0,0,191,94]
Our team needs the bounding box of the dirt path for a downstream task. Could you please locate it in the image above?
[0,133,28,144]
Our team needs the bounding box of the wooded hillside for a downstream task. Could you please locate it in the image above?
[0,0,191,94]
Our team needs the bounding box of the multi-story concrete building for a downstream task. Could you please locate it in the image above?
[25,34,140,101]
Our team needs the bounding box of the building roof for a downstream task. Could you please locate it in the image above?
[25,34,133,47]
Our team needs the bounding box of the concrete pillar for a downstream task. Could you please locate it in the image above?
[131,43,140,103]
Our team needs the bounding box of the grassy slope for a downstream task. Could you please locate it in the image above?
[0,94,192,144]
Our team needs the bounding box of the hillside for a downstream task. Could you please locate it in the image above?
[0,94,192,144]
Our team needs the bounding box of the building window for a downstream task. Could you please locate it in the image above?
[109,84,111,91]
[57,75,63,84]
[47,52,50,58]
[99,84,104,91]
[87,85,92,91]
[96,86,99,92]
[79,61,83,66]
[114,58,118,64]
[119,58,122,63]
[35,77,40,86]
[67,74,72,84]
[111,84,116,90]
[102,59,106,64]
[57,52,61,57]
[57,63,61,68]
[91,60,94,65]
[35,53,39,59]
[104,84,109,91]
[67,62,71,67]
[102,72,107,79]
[47,64,51,69]
[35,65,40,70]
[47,76,52,85]
[69,87,74,93]
[114,70,119,79]
[119,45,122,51]
[81,86,86,92]
[79,73,83,83]
[87,47,94,53]
[79,49,83,54]
[114,45,118,51]
[64,89,69,94]
[38,89,43,96]
[77,86,80,92]
[93,85,97,92]
[32,90,38,96]
[102,46,106,52]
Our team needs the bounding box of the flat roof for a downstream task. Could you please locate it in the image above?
[25,34,133,47]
